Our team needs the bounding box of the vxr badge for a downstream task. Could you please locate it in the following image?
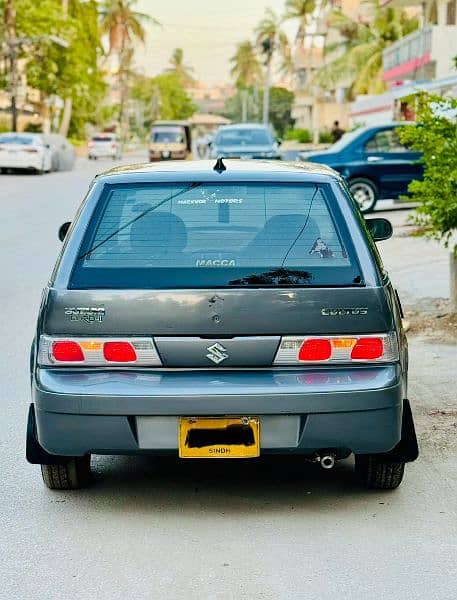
[206,342,229,364]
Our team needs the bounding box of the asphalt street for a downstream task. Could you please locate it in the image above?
[1,156,456,600]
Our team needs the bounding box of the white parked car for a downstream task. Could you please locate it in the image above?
[88,133,121,160]
[0,133,52,174]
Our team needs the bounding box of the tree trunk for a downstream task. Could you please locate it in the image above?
[450,247,457,313]
[262,58,272,125]
[59,97,72,137]
[5,0,18,131]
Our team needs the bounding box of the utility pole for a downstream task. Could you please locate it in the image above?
[5,0,18,131]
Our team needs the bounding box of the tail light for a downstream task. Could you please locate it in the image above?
[52,341,84,362]
[103,341,136,362]
[274,333,398,365]
[24,148,39,153]
[38,336,161,366]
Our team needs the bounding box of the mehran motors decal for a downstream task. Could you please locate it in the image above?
[64,306,105,323]
[321,307,368,316]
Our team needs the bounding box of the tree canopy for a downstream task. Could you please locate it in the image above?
[399,93,457,248]
[314,0,418,96]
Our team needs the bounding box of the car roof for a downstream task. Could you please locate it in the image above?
[0,132,41,138]
[351,122,413,135]
[95,159,341,184]
[217,123,272,131]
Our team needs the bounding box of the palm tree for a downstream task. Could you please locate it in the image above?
[255,8,291,76]
[283,0,316,48]
[314,0,418,96]
[167,48,195,88]
[99,1,160,136]
[99,0,159,56]
[256,9,292,123]
[230,41,263,89]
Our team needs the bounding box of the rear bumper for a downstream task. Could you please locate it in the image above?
[88,148,118,157]
[33,366,404,456]
[0,156,42,169]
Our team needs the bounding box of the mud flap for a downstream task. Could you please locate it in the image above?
[26,404,71,465]
[380,399,419,462]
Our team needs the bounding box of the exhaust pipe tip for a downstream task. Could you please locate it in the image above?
[320,454,336,470]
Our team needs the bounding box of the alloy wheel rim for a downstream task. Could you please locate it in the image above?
[351,183,375,211]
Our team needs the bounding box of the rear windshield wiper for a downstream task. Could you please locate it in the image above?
[78,182,202,260]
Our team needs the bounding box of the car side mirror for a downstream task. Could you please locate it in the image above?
[58,221,71,242]
[365,218,393,241]
[276,137,283,146]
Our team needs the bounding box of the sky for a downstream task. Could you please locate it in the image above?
[135,0,294,85]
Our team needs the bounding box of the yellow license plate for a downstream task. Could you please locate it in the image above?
[179,417,260,458]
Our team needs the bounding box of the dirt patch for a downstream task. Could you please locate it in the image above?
[404,298,457,342]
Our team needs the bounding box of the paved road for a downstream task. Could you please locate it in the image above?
[1,158,456,600]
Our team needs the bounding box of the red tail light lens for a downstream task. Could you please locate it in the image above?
[24,148,39,153]
[351,337,383,360]
[52,340,84,362]
[298,339,332,361]
[103,341,137,362]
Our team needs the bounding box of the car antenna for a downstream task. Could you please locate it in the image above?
[213,157,226,173]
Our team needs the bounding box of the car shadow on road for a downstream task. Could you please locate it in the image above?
[76,454,383,515]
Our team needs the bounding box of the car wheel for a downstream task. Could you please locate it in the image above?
[41,455,92,490]
[348,178,378,213]
[355,454,405,489]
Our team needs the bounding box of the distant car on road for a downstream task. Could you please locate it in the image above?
[300,123,422,212]
[211,123,281,160]
[0,132,52,174]
[149,121,192,161]
[88,133,121,160]
[27,159,418,491]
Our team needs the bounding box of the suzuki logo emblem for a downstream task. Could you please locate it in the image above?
[206,342,229,364]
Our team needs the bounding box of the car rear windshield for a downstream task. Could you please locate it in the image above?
[215,129,272,146]
[151,129,184,143]
[92,136,115,142]
[0,134,37,145]
[70,182,362,289]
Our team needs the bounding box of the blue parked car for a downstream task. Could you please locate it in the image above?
[211,123,281,160]
[300,123,422,213]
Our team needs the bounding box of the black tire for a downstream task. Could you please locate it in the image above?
[355,455,405,490]
[348,177,378,213]
[41,455,92,490]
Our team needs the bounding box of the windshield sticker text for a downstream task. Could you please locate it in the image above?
[321,308,368,316]
[196,259,236,267]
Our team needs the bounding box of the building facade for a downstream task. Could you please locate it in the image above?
[382,0,457,85]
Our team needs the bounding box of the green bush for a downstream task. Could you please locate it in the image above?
[319,130,333,144]
[399,93,457,249]
[0,117,10,134]
[285,128,312,143]
[23,122,42,133]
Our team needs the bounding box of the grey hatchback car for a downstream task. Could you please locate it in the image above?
[27,159,418,490]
